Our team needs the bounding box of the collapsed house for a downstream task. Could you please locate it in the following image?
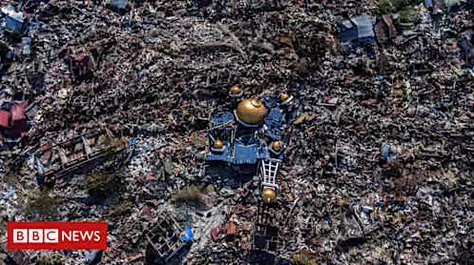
[253,204,280,252]
[145,215,193,265]
[30,129,134,184]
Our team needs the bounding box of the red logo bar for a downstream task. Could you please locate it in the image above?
[7,222,107,250]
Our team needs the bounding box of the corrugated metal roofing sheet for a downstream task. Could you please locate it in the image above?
[340,15,375,44]
[352,15,375,39]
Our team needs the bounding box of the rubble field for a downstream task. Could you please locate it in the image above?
[0,0,473,264]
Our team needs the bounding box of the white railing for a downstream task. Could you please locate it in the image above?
[259,158,280,188]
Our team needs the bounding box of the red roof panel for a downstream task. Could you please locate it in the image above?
[0,110,11,128]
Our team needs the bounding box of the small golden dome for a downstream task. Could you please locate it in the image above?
[230,85,241,95]
[280,93,290,102]
[271,141,283,151]
[236,98,267,124]
[213,140,224,149]
[262,188,276,204]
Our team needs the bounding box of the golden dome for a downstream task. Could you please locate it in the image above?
[213,140,224,149]
[271,141,283,151]
[236,98,267,124]
[262,188,276,204]
[280,93,290,102]
[230,85,241,95]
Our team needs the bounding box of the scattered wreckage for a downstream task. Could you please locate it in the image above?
[0,0,472,264]
[145,214,193,265]
[27,129,135,185]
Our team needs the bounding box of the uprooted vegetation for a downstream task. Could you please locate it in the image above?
[84,171,124,198]
[173,185,213,208]
[24,189,62,219]
[292,252,318,265]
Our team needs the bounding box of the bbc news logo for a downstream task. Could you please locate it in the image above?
[13,229,101,243]
[7,222,107,250]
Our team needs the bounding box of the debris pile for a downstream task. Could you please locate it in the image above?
[0,0,472,264]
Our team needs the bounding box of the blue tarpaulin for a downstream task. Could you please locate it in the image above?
[180,226,193,242]
[1,188,13,199]
[1,4,24,34]
[128,137,137,148]
[5,16,23,32]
